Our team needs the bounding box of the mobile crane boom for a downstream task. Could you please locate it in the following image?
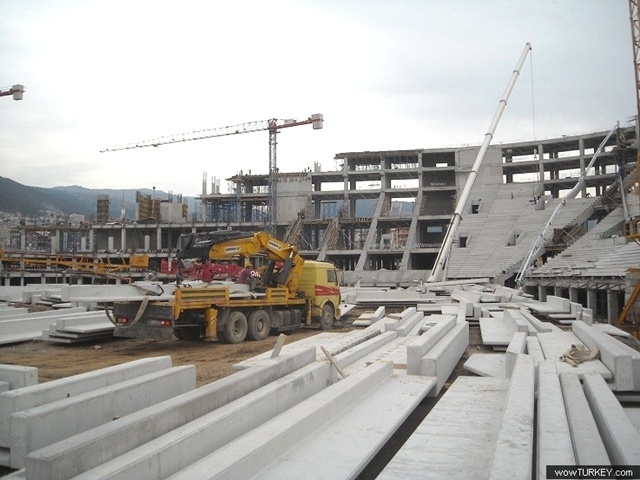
[427,43,531,283]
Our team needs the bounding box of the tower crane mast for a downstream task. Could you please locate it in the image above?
[101,114,324,234]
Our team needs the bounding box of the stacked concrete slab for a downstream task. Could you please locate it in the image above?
[0,307,116,345]
[41,312,114,344]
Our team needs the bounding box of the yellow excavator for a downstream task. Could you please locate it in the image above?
[111,231,341,343]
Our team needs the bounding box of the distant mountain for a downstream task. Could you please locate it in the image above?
[0,177,196,220]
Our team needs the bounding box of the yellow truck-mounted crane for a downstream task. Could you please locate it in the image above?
[111,231,341,343]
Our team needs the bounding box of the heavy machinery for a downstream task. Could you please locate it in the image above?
[159,258,258,283]
[111,231,341,343]
[427,43,531,282]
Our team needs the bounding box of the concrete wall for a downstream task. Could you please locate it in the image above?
[277,174,312,222]
[457,145,504,189]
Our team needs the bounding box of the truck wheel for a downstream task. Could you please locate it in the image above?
[224,311,248,344]
[247,309,271,341]
[174,327,201,341]
[320,304,334,330]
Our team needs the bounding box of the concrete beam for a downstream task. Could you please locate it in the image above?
[0,308,29,318]
[559,372,610,465]
[518,309,553,333]
[166,362,395,480]
[395,311,424,337]
[536,361,575,479]
[25,348,316,480]
[488,355,535,480]
[505,332,527,378]
[57,283,176,303]
[379,376,509,479]
[406,315,456,375]
[10,366,196,469]
[503,309,533,335]
[420,322,469,396]
[0,309,94,335]
[0,366,38,390]
[0,356,173,449]
[525,336,545,365]
[335,331,398,370]
[247,373,436,479]
[572,321,636,391]
[583,374,640,465]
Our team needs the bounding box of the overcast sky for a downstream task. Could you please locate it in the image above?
[0,0,635,197]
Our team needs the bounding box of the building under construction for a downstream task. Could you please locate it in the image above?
[196,126,638,323]
[2,126,639,324]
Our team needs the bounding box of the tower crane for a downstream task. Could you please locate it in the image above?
[101,114,324,234]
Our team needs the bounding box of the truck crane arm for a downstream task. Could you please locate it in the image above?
[177,231,305,298]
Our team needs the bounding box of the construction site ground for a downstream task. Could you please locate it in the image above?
[0,316,485,387]
[0,313,486,478]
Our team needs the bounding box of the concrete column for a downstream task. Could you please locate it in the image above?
[607,290,619,326]
[156,225,162,251]
[587,288,597,312]
[50,230,59,254]
[108,236,114,252]
[343,159,350,217]
[569,287,579,303]
[578,138,587,198]
[554,285,563,297]
[89,227,94,252]
[314,200,321,220]
[144,235,151,251]
[537,284,547,302]
[537,143,545,183]
[121,228,127,252]
[20,230,26,250]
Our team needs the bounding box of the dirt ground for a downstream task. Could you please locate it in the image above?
[0,318,485,388]
[0,319,486,388]
[0,329,336,387]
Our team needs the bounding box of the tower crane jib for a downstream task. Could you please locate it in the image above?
[101,114,323,234]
